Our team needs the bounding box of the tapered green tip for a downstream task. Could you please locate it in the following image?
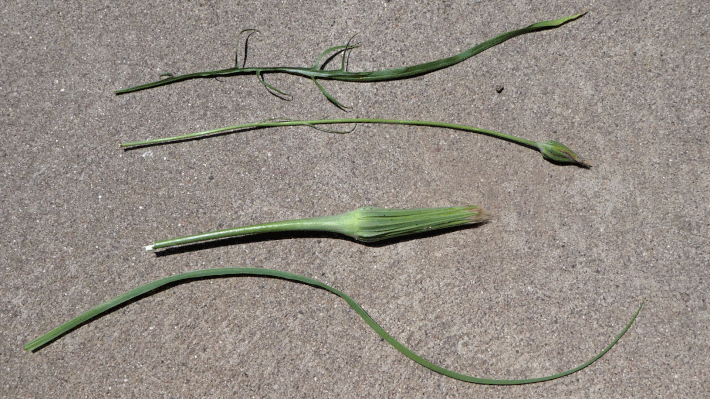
[333,206,489,242]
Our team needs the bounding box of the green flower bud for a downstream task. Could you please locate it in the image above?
[332,206,489,242]
[537,140,590,167]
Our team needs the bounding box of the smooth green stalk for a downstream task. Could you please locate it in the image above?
[146,206,489,251]
[115,13,586,109]
[121,118,590,167]
[24,267,644,385]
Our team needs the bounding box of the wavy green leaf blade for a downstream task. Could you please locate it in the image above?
[25,267,643,385]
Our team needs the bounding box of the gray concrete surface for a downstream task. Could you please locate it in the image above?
[2,1,708,397]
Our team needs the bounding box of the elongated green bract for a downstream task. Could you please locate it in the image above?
[115,13,586,109]
[146,206,489,251]
[121,117,590,167]
[24,267,644,385]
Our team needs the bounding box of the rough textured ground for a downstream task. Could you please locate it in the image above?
[2,1,708,397]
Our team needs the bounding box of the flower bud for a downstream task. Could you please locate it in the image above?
[537,140,590,167]
[333,206,489,242]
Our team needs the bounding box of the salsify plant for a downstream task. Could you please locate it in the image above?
[145,206,489,251]
[24,267,645,385]
[115,13,585,110]
[121,117,590,167]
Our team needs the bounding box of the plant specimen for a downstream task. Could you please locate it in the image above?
[24,9,644,388]
[144,206,488,251]
[121,117,590,167]
[115,13,585,110]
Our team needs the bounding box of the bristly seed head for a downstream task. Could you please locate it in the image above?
[333,206,489,242]
[537,140,591,168]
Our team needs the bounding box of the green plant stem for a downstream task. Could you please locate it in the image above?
[114,13,585,109]
[24,266,644,385]
[146,216,337,251]
[121,118,589,167]
[123,117,534,148]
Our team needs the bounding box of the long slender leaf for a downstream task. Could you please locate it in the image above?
[25,267,643,385]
